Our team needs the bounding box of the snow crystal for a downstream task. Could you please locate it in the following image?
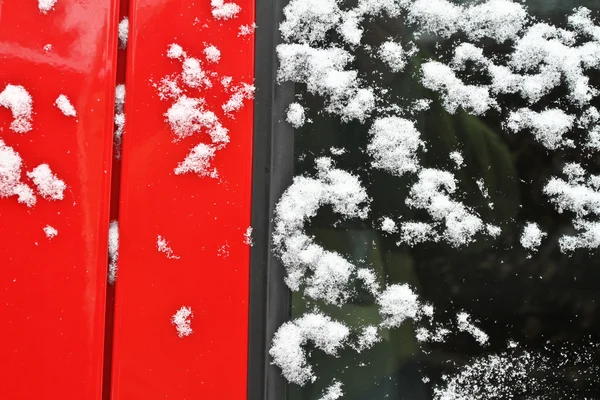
[367,117,423,177]
[377,284,421,328]
[398,222,437,246]
[244,226,253,246]
[0,140,36,207]
[404,169,493,247]
[318,381,343,400]
[277,44,373,122]
[165,96,227,143]
[449,151,464,168]
[380,217,397,234]
[270,313,349,385]
[379,41,409,73]
[174,143,219,178]
[356,268,380,295]
[520,222,546,252]
[114,84,126,159]
[118,17,129,49]
[421,61,497,116]
[286,103,305,128]
[38,0,58,14]
[43,44,52,52]
[108,221,119,285]
[0,84,33,133]
[167,43,185,60]
[456,312,489,345]
[27,164,66,201]
[203,45,221,63]
[182,58,211,89]
[55,94,77,117]
[273,158,370,304]
[211,0,241,20]
[506,108,575,150]
[544,163,600,252]
[43,225,58,239]
[171,306,193,338]
[353,326,380,352]
[157,235,180,259]
[222,83,255,114]
[280,0,341,44]
[238,23,256,37]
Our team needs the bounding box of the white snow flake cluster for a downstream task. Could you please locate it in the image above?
[271,0,600,396]
[54,94,77,117]
[171,306,193,338]
[108,221,119,285]
[0,84,33,133]
[211,0,241,20]
[43,225,58,239]
[157,235,180,260]
[38,0,58,14]
[27,164,66,201]
[118,17,129,50]
[114,84,126,159]
[155,39,254,178]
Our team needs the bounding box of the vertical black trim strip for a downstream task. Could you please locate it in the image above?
[248,0,293,399]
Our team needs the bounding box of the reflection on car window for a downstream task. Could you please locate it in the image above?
[270,1,600,399]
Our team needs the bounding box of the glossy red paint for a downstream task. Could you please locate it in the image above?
[111,1,255,399]
[0,0,119,399]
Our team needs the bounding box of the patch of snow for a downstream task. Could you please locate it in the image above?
[157,235,180,259]
[203,45,221,63]
[118,17,129,49]
[286,103,306,128]
[43,44,52,52]
[377,284,422,328]
[520,222,546,252]
[167,43,185,60]
[353,326,380,352]
[171,306,193,338]
[114,84,126,159]
[457,312,489,345]
[380,217,397,234]
[55,94,77,117]
[367,117,423,177]
[27,164,66,201]
[318,381,343,400]
[449,151,464,168]
[238,23,256,36]
[174,143,219,178]
[0,84,33,133]
[506,108,575,150]
[38,0,58,14]
[182,57,211,89]
[244,226,253,246]
[273,158,370,304]
[43,225,58,239]
[379,41,410,73]
[108,221,119,285]
[270,313,349,385]
[222,83,255,114]
[0,140,36,207]
[211,0,241,20]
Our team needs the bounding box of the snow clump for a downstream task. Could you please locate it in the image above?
[55,94,77,117]
[114,84,126,159]
[108,221,119,285]
[118,17,129,49]
[157,235,180,259]
[0,140,36,207]
[43,225,58,239]
[318,381,343,400]
[203,45,221,63]
[0,84,33,133]
[520,222,546,252]
[27,164,66,201]
[211,0,241,20]
[171,306,193,338]
[286,102,306,128]
[38,0,58,14]
[457,312,489,345]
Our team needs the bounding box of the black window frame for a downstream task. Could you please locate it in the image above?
[248,0,293,399]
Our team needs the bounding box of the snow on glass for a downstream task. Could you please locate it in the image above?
[154,34,254,178]
[38,0,58,14]
[43,225,58,239]
[0,84,33,134]
[171,306,193,338]
[268,0,600,396]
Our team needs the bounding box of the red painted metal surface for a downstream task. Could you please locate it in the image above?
[0,0,119,399]
[111,0,255,399]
